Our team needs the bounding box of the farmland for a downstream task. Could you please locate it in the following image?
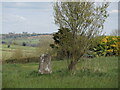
[1,34,53,61]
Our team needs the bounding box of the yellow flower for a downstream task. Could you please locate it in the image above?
[101,38,107,43]
[111,44,116,47]
[105,36,109,39]
[107,49,113,52]
[112,37,117,41]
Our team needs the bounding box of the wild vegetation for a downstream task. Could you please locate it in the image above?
[1,34,53,61]
[92,36,120,57]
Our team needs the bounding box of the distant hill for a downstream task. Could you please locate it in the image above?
[1,33,53,39]
[1,33,53,47]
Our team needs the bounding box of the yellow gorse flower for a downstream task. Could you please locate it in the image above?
[99,36,119,56]
[112,37,117,41]
[111,44,116,47]
[101,38,107,43]
[105,36,109,39]
[107,49,113,52]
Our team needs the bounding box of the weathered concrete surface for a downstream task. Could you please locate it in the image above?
[38,54,52,74]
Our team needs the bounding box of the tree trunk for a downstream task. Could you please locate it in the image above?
[68,60,77,73]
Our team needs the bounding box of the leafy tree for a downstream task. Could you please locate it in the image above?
[110,29,120,36]
[53,2,109,73]
[50,28,73,59]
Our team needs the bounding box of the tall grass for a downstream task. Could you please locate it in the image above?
[2,56,118,88]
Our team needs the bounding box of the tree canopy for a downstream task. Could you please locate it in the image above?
[52,2,109,73]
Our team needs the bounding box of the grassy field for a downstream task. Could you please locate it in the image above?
[1,44,37,60]
[1,35,53,46]
[2,56,118,88]
[1,42,52,61]
[1,35,53,61]
[1,35,119,88]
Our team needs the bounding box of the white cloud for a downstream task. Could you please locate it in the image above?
[3,2,30,8]
[3,14,27,23]
[14,3,29,7]
[14,15,26,21]
[109,10,119,14]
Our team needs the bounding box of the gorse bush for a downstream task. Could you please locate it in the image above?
[93,36,120,56]
[12,49,23,60]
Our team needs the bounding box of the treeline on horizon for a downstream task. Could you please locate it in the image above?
[1,32,53,39]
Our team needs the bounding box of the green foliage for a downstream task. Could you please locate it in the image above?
[12,49,23,60]
[7,45,10,48]
[53,2,109,72]
[22,42,27,46]
[110,29,119,36]
[50,28,73,59]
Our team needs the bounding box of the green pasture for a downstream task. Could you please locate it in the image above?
[1,44,51,61]
[2,35,53,45]
[2,56,118,88]
[1,35,53,61]
[1,35,119,88]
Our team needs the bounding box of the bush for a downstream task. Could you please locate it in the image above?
[4,57,39,63]
[93,36,120,56]
[22,42,26,46]
[12,49,23,60]
[1,41,6,44]
[8,45,10,48]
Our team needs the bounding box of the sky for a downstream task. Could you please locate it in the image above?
[1,2,119,35]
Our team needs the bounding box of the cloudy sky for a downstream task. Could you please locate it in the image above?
[1,2,119,35]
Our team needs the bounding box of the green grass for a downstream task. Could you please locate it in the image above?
[1,44,38,60]
[2,56,118,88]
[0,64,2,89]
[1,43,52,61]
[1,35,53,61]
[2,35,53,46]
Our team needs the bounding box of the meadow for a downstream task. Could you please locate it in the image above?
[2,56,118,88]
[1,34,119,88]
[1,35,53,61]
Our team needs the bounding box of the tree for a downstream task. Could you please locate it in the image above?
[53,2,109,73]
[110,29,120,36]
[22,42,26,46]
[8,45,10,48]
[50,28,73,59]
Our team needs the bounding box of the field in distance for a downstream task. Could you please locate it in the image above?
[1,34,53,61]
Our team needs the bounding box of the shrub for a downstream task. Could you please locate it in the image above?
[1,41,6,44]
[22,42,26,46]
[93,36,120,56]
[12,49,23,60]
[8,45,10,48]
